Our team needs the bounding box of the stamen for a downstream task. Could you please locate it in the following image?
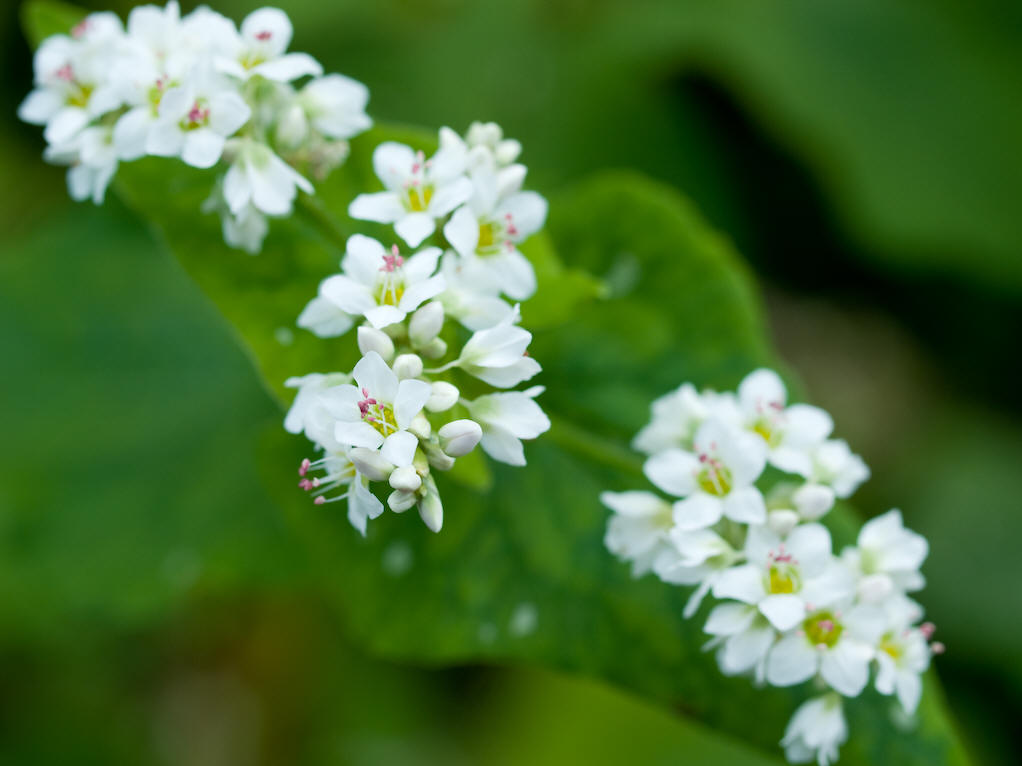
[930,642,945,655]
[255,30,273,41]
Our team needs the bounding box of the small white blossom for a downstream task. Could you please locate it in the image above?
[222,137,312,214]
[703,602,776,681]
[349,133,473,246]
[809,439,870,498]
[454,306,541,387]
[465,385,550,466]
[873,594,932,714]
[844,509,928,594]
[781,693,847,766]
[643,419,768,531]
[214,7,323,83]
[600,491,675,577]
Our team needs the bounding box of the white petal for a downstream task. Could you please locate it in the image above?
[372,141,416,189]
[253,52,323,81]
[739,368,787,412]
[896,671,922,715]
[399,274,446,313]
[394,379,432,429]
[443,206,479,257]
[223,162,251,213]
[721,623,776,676]
[759,594,807,631]
[497,191,547,239]
[320,275,376,316]
[381,430,418,466]
[479,427,525,466]
[352,351,398,403]
[490,249,537,300]
[722,486,766,524]
[786,523,833,574]
[182,129,225,168]
[394,212,435,247]
[672,494,724,531]
[296,296,353,338]
[642,449,698,497]
[334,420,384,449]
[704,602,757,636]
[712,564,765,604]
[766,634,818,687]
[342,234,387,285]
[18,88,62,124]
[600,491,670,518]
[208,91,251,135]
[428,176,474,217]
[403,246,443,282]
[820,641,872,697]
[43,106,88,144]
[348,477,384,536]
[112,107,152,161]
[363,304,406,329]
[349,191,405,223]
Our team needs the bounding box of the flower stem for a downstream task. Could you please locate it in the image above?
[297,193,348,251]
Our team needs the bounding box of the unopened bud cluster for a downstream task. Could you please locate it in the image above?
[285,122,551,535]
[602,369,940,766]
[19,2,370,253]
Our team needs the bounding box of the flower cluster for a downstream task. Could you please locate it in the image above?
[602,369,941,766]
[285,122,551,535]
[18,2,371,253]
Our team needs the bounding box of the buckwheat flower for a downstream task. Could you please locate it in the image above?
[214,7,323,83]
[328,351,431,468]
[809,438,870,498]
[19,33,125,145]
[297,452,384,535]
[601,490,675,577]
[349,133,473,247]
[312,235,445,330]
[872,593,932,715]
[703,602,776,681]
[632,383,738,455]
[438,251,517,331]
[643,419,768,531]
[712,523,853,632]
[453,307,542,387]
[443,153,547,300]
[284,372,351,451]
[295,74,372,141]
[766,601,886,697]
[781,693,847,766]
[658,528,742,617]
[465,386,551,466]
[147,66,251,168]
[44,125,118,204]
[738,369,833,476]
[844,509,928,593]
[223,137,313,216]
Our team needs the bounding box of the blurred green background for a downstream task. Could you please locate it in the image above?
[2,0,1020,763]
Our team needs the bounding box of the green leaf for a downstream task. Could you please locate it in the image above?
[20,0,85,47]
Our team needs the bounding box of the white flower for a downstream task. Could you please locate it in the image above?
[215,7,323,83]
[146,66,251,168]
[632,383,737,455]
[328,351,431,467]
[738,369,833,476]
[312,235,445,330]
[455,306,541,387]
[283,372,351,451]
[601,490,675,577]
[873,594,932,715]
[296,74,371,140]
[19,32,125,145]
[438,419,483,457]
[766,602,885,697]
[465,385,550,466]
[703,602,776,681]
[223,137,313,215]
[809,439,870,498]
[44,124,119,204]
[437,250,517,331]
[844,509,928,593]
[643,419,768,531]
[781,693,847,766]
[349,133,473,247]
[442,152,546,300]
[656,528,741,617]
[712,524,853,632]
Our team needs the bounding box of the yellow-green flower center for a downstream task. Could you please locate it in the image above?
[767,563,800,594]
[804,611,844,649]
[697,464,732,496]
[406,184,433,212]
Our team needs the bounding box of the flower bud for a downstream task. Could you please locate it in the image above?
[426,381,459,413]
[389,464,422,492]
[419,338,447,359]
[418,478,443,532]
[388,489,417,512]
[409,301,444,346]
[767,509,800,538]
[423,442,455,471]
[495,138,522,165]
[392,353,423,380]
[276,103,309,149]
[409,412,431,439]
[357,325,395,362]
[467,121,501,147]
[438,419,482,458]
[348,447,394,481]
[794,483,835,520]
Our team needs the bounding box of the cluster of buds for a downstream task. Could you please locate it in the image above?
[602,369,941,766]
[285,122,551,535]
[18,2,371,253]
